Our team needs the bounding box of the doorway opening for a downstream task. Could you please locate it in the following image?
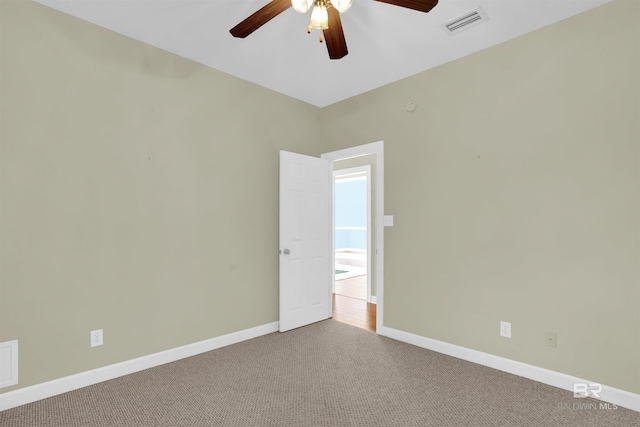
[334,166,370,301]
[322,142,384,334]
[331,166,376,331]
[278,142,383,334]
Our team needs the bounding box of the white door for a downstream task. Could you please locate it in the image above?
[279,151,330,332]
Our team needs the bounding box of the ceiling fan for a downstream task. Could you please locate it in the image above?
[230,0,439,60]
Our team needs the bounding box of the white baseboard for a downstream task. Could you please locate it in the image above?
[370,296,377,304]
[0,321,279,412]
[379,326,640,413]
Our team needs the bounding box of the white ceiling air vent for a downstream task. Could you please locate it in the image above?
[441,7,489,35]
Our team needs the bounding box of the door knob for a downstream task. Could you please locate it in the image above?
[283,249,291,255]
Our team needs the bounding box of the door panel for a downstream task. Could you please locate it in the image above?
[279,151,330,332]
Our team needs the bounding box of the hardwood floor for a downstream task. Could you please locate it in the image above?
[332,293,376,332]
[334,274,367,300]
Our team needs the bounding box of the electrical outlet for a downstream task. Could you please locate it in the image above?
[545,332,557,348]
[90,329,103,347]
[500,321,511,338]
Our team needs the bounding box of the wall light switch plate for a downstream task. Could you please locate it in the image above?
[383,215,394,227]
[90,329,103,347]
[500,321,511,338]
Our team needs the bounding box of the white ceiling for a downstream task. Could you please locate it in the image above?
[34,0,613,107]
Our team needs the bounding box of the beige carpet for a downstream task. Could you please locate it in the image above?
[1,320,638,426]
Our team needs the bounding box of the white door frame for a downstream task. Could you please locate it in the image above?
[333,166,372,302]
[321,141,384,332]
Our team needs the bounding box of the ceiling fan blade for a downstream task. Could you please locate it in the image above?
[374,0,438,13]
[230,0,291,38]
[323,6,348,60]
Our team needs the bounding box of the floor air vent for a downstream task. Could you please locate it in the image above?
[441,7,489,35]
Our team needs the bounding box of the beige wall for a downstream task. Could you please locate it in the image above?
[321,0,639,394]
[0,0,320,391]
[1,0,638,398]
[333,154,377,297]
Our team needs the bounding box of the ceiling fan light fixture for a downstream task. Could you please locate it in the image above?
[291,0,313,14]
[230,0,440,60]
[309,1,329,31]
[330,0,352,13]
